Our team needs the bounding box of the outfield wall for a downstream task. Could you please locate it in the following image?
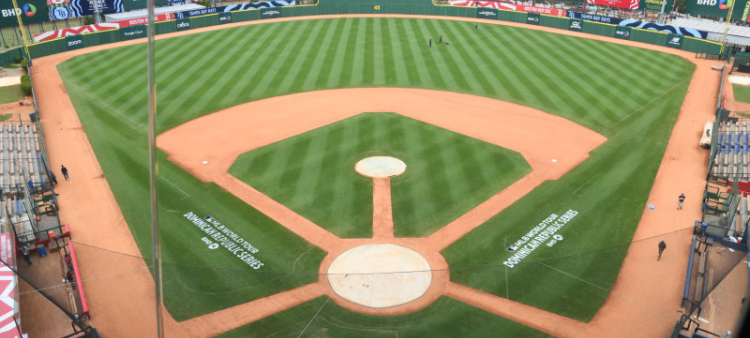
[25,3,726,60]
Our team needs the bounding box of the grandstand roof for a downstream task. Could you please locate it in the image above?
[671,18,750,38]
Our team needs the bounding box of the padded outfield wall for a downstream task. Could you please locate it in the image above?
[24,1,726,59]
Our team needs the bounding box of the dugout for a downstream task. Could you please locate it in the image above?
[732,52,750,74]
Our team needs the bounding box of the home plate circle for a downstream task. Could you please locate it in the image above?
[355,156,406,178]
[327,244,432,308]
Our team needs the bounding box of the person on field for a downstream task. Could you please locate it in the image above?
[429,38,432,48]
[61,165,69,180]
[21,245,32,267]
[50,172,58,185]
[475,23,478,29]
[445,41,450,46]
[439,35,442,44]
[658,241,667,261]
[677,193,685,210]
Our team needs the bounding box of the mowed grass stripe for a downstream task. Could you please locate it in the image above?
[301,19,344,91]
[228,21,303,101]
[212,23,283,109]
[372,18,388,84]
[415,19,460,89]
[404,19,439,87]
[383,19,405,84]
[339,18,361,86]
[437,20,498,96]
[363,18,377,84]
[275,20,330,94]
[241,21,315,99]
[392,19,421,86]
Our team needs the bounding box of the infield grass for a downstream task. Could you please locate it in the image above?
[733,84,750,104]
[229,113,531,238]
[58,17,694,325]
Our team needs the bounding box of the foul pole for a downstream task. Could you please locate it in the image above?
[10,0,31,60]
[147,0,164,336]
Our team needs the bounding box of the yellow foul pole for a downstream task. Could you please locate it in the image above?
[10,0,31,60]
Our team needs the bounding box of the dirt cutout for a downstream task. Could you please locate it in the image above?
[32,13,718,338]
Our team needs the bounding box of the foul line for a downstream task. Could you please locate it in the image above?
[538,262,679,321]
[297,296,330,338]
[159,176,190,199]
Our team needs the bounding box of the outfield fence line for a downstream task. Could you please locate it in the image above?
[12,2,729,61]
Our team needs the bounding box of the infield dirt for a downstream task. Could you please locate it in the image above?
[31,14,718,338]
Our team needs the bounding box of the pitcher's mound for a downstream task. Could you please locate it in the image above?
[327,244,432,308]
[355,156,406,178]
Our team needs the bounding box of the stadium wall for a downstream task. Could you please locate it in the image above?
[25,2,727,60]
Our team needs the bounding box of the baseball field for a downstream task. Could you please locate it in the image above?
[42,15,702,337]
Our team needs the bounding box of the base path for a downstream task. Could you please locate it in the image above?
[31,12,720,338]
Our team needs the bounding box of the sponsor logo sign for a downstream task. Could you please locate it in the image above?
[115,13,174,28]
[615,26,631,39]
[218,12,232,24]
[261,7,281,18]
[175,6,223,19]
[686,0,750,21]
[567,11,623,25]
[176,18,191,31]
[640,0,674,12]
[569,19,583,31]
[0,0,49,28]
[120,25,146,40]
[586,0,640,9]
[476,8,497,18]
[666,33,684,48]
[66,35,85,50]
[526,13,540,25]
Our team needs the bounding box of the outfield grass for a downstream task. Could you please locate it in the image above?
[217,296,551,338]
[57,17,694,327]
[0,84,23,104]
[229,113,531,238]
[733,84,750,104]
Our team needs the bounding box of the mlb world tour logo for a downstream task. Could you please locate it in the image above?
[184,212,265,269]
[503,209,579,268]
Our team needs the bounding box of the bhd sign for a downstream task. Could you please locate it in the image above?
[218,12,232,24]
[526,13,540,25]
[686,0,750,21]
[615,26,631,40]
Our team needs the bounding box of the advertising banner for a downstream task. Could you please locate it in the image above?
[526,12,540,25]
[666,33,684,48]
[122,0,181,11]
[618,19,708,38]
[48,0,68,4]
[569,19,583,31]
[176,17,191,31]
[261,7,282,19]
[114,13,173,28]
[223,0,295,11]
[50,0,126,20]
[33,22,119,42]
[218,12,232,24]
[615,26,631,39]
[568,11,708,38]
[0,234,18,338]
[476,8,497,19]
[686,0,750,21]
[119,24,146,40]
[568,11,623,24]
[66,35,85,50]
[497,2,566,16]
[175,6,224,19]
[586,0,640,9]
[639,0,673,12]
[0,0,50,28]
